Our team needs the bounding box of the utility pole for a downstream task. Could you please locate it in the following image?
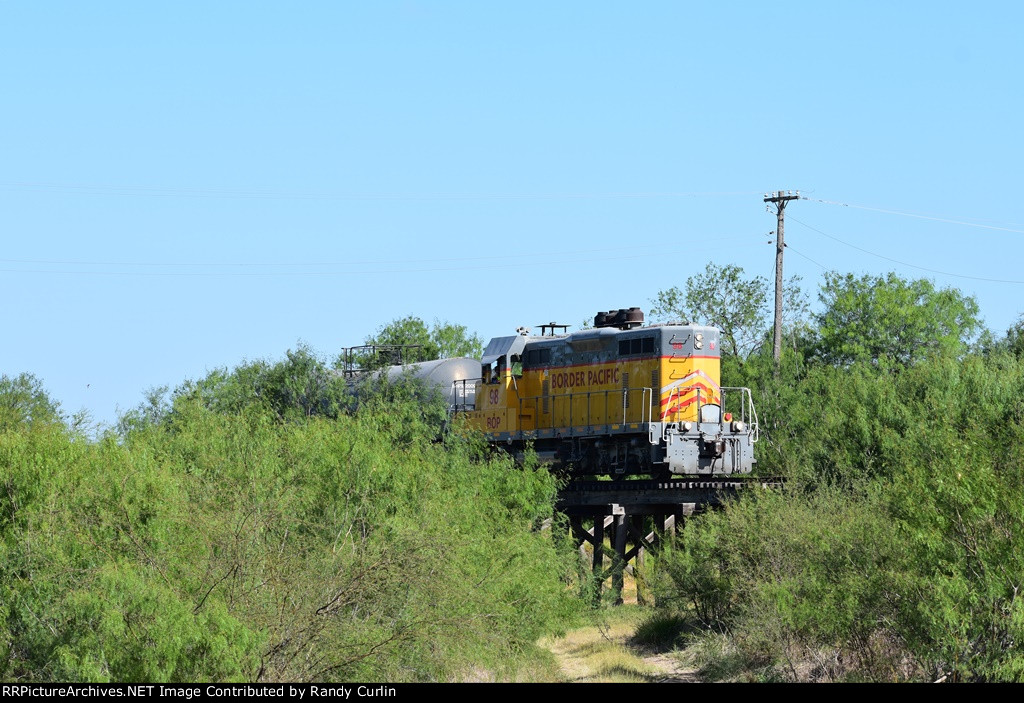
[764,190,800,366]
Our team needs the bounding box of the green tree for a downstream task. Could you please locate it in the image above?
[813,272,981,367]
[1002,314,1024,358]
[650,262,808,359]
[0,373,63,430]
[360,316,483,364]
[178,344,349,422]
[117,344,353,434]
[650,349,1024,681]
[3,385,580,682]
[115,385,171,434]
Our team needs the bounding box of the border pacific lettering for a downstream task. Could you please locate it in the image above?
[549,368,620,389]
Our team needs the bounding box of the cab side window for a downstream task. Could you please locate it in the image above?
[525,348,551,366]
[619,336,655,356]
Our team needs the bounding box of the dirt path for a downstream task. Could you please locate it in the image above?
[641,652,699,683]
[540,616,698,683]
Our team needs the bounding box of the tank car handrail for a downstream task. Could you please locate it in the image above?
[450,377,484,413]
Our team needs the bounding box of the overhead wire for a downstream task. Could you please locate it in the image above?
[0,235,764,277]
[785,244,828,271]
[789,216,1024,285]
[805,197,1024,234]
[0,180,764,201]
[0,234,756,273]
[766,238,777,284]
[17,181,1020,282]
[0,243,671,268]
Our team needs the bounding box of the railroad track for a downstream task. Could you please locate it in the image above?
[561,476,784,493]
[556,476,784,514]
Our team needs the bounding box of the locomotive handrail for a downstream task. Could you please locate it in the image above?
[721,386,759,443]
[663,385,758,443]
[453,376,757,443]
[512,387,652,436]
[664,385,704,426]
[449,380,653,433]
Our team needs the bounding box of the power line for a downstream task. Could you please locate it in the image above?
[0,255,644,277]
[806,197,1024,234]
[0,180,764,201]
[789,216,1024,285]
[0,240,762,278]
[0,246,663,268]
[785,244,828,271]
[0,234,756,269]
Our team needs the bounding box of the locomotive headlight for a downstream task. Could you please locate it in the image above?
[731,420,745,432]
[682,421,693,432]
[694,333,703,350]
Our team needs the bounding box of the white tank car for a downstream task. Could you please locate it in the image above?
[380,357,479,410]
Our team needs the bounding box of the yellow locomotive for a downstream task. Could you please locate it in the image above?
[453,308,758,477]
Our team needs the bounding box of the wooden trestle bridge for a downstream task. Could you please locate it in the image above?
[556,478,781,604]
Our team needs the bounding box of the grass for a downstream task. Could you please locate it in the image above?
[545,605,781,684]
[630,610,693,651]
[539,606,695,683]
[455,645,564,683]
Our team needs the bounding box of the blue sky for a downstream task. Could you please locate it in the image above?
[2,2,1023,426]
